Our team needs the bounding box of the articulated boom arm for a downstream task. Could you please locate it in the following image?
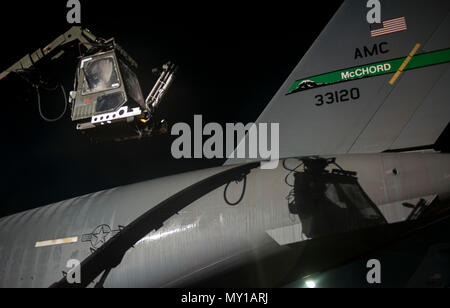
[0,27,102,82]
[146,62,178,111]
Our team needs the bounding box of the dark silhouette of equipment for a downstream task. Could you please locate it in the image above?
[285,157,387,239]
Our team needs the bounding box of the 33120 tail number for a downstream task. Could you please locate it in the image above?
[315,88,360,106]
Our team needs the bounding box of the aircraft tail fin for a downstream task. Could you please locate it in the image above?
[228,0,450,163]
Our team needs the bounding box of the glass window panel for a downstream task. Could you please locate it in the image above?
[82,57,120,95]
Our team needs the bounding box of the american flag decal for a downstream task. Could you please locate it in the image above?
[371,17,407,38]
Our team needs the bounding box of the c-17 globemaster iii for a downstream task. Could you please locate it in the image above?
[0,0,449,287]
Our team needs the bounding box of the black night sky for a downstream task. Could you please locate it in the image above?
[0,1,346,217]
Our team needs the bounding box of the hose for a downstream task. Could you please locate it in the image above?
[224,176,247,206]
[36,84,68,122]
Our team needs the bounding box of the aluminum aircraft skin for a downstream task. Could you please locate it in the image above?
[1,0,450,288]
